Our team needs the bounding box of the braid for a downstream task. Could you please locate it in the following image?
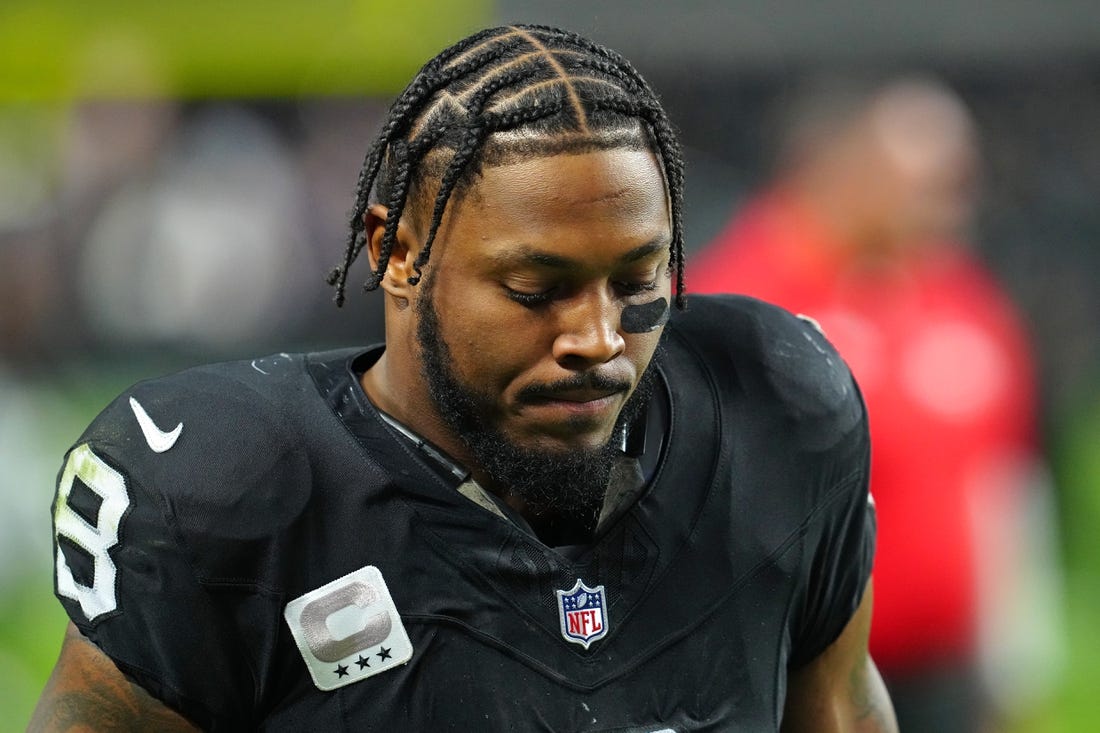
[330,24,688,308]
[636,100,687,308]
[482,100,565,134]
[368,140,414,289]
[326,135,386,305]
[407,123,486,286]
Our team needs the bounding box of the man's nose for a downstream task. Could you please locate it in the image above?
[551,291,626,368]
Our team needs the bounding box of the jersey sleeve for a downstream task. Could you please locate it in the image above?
[748,295,876,667]
[50,365,304,730]
[787,393,876,669]
[674,295,878,670]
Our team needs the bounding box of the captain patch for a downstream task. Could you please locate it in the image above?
[284,566,413,690]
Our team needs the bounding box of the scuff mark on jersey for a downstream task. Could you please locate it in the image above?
[251,352,293,375]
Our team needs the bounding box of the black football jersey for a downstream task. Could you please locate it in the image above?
[51,295,874,732]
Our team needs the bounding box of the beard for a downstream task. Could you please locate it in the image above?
[415,279,657,531]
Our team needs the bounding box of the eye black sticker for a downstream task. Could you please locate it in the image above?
[621,298,669,334]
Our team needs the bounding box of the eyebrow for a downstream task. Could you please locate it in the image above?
[490,237,670,270]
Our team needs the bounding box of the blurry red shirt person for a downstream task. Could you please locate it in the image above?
[689,77,1059,732]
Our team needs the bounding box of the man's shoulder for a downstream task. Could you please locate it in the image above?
[52,350,368,727]
[80,352,309,453]
[68,350,357,527]
[54,349,378,600]
[670,294,846,381]
[668,294,864,439]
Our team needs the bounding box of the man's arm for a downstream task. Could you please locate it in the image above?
[782,580,898,732]
[29,623,200,733]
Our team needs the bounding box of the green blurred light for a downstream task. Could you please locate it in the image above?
[0,0,494,101]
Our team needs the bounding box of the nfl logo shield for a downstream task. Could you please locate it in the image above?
[556,579,609,649]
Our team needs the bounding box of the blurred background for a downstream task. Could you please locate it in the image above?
[1,1,1097,730]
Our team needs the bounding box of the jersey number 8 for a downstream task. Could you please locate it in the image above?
[53,444,131,622]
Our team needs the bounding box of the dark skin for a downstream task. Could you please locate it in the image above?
[32,147,896,732]
[782,583,897,732]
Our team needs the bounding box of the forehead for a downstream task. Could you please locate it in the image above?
[430,147,671,270]
[460,146,670,237]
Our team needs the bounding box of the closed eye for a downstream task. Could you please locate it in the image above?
[506,279,660,307]
[615,280,659,297]
[504,285,557,307]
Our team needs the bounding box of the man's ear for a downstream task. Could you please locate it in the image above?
[364,203,421,300]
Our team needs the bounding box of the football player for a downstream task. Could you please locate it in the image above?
[32,24,896,732]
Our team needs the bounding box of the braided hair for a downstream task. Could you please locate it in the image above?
[327,24,686,308]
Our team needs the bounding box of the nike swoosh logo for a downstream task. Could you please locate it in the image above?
[129,397,183,453]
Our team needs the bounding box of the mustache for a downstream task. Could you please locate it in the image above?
[516,372,633,403]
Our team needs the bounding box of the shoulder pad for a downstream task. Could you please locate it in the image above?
[70,354,317,580]
[672,294,865,449]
